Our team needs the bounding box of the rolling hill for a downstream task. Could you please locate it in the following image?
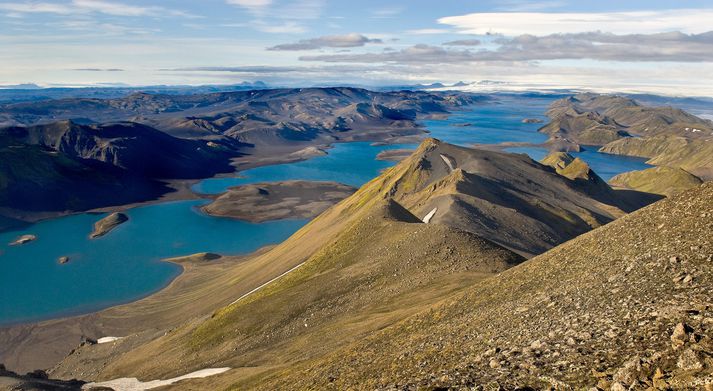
[29,139,664,389]
[541,93,713,147]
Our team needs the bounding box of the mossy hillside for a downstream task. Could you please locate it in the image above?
[609,166,703,196]
[600,135,713,179]
[90,196,521,382]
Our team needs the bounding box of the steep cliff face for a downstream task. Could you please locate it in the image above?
[2,120,238,178]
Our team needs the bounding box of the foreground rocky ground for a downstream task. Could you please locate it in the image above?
[256,182,713,390]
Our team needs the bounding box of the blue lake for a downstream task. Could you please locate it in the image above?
[0,142,405,325]
[0,202,306,325]
[422,94,553,146]
[505,146,651,181]
[194,142,412,195]
[0,94,654,325]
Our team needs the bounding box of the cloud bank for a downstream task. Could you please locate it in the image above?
[300,32,713,63]
[438,9,713,36]
[268,34,382,50]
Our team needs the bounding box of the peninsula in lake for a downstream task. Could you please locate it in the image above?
[2,3,712,388]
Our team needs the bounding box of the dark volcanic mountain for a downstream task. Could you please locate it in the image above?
[0,87,483,146]
[0,88,482,224]
[2,120,238,178]
[0,120,238,221]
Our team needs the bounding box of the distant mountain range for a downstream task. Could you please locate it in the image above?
[0,87,483,225]
[0,82,269,104]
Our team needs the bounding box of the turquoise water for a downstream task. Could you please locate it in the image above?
[0,201,306,325]
[0,94,655,325]
[0,142,405,325]
[505,146,651,181]
[422,95,552,146]
[194,142,412,195]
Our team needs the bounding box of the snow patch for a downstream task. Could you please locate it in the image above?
[423,207,438,224]
[97,336,123,344]
[82,368,231,391]
[440,154,456,172]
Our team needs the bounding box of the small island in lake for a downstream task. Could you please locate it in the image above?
[90,212,129,239]
[9,234,37,246]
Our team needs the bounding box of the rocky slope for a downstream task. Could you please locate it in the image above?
[377,139,644,257]
[610,166,704,197]
[256,182,713,390]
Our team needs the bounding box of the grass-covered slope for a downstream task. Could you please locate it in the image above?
[256,182,713,390]
[600,135,713,180]
[610,166,703,197]
[54,197,522,386]
[542,94,713,144]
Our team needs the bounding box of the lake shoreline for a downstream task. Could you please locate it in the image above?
[0,244,284,373]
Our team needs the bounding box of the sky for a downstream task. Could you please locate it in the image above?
[1,0,713,95]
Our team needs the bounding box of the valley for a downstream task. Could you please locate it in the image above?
[0,88,711,390]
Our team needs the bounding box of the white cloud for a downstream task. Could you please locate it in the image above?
[0,2,74,14]
[226,0,273,13]
[406,28,451,35]
[438,9,713,36]
[299,32,713,64]
[0,0,195,18]
[252,20,306,33]
[72,0,150,16]
[224,0,325,33]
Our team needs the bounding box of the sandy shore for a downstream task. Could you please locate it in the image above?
[0,245,280,373]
